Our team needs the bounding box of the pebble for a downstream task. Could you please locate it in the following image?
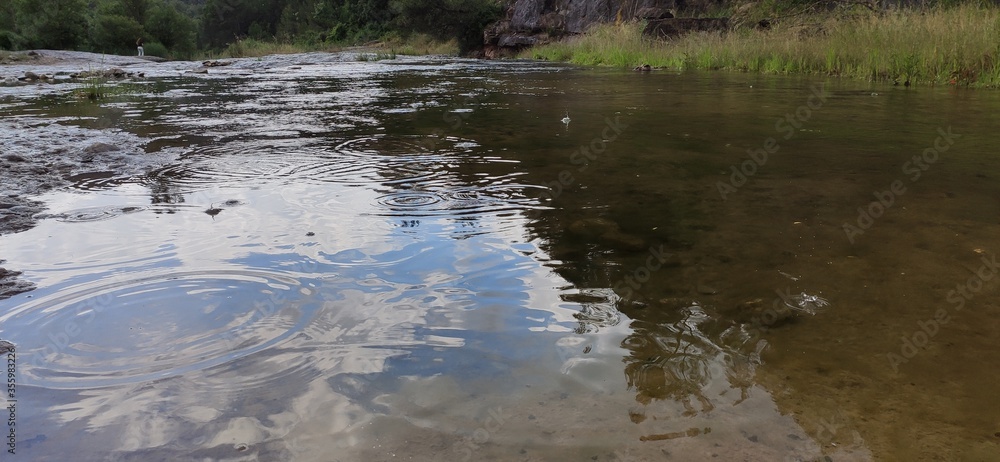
[696,283,719,295]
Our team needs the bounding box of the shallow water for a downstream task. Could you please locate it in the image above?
[2,53,1000,461]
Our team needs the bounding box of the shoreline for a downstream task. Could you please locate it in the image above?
[521,5,1000,88]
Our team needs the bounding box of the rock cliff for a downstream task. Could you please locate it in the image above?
[483,0,725,56]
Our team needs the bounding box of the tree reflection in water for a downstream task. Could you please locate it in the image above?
[609,300,771,439]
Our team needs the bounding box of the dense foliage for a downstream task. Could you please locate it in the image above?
[0,0,501,57]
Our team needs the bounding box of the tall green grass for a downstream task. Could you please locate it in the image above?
[210,39,315,59]
[206,33,459,60]
[526,5,1000,87]
[356,50,397,61]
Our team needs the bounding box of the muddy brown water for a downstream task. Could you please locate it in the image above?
[1,51,999,461]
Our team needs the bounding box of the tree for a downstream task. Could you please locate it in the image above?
[145,0,197,55]
[120,0,150,24]
[14,0,89,49]
[390,0,500,52]
[201,0,283,47]
[90,13,144,54]
[0,0,20,49]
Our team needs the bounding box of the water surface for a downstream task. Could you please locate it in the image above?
[2,53,999,461]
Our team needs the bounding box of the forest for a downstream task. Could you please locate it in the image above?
[0,0,501,58]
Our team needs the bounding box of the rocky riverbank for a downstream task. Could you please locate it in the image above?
[0,50,201,298]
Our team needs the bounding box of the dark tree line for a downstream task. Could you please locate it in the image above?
[1,0,197,57]
[0,0,502,56]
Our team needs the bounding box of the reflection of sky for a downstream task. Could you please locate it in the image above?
[0,54,841,460]
[0,170,595,458]
[1,178,834,459]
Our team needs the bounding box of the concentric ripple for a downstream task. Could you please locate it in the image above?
[143,134,481,193]
[35,205,147,223]
[372,185,538,218]
[0,269,319,389]
[376,191,444,209]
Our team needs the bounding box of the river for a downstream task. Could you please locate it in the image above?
[1,51,999,461]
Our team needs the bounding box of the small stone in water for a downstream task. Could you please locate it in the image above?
[696,283,719,295]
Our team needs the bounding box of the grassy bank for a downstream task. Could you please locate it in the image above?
[203,34,459,60]
[525,5,1000,87]
[213,39,316,59]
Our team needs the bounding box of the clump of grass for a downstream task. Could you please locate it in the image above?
[526,4,1000,87]
[79,76,145,100]
[199,33,457,60]
[383,34,460,56]
[77,61,147,100]
[356,50,397,61]
[77,62,109,100]
[80,76,107,100]
[216,38,312,59]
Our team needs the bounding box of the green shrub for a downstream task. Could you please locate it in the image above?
[142,41,168,58]
[91,14,144,55]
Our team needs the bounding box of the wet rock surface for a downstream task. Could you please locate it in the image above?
[0,195,46,236]
[0,118,175,297]
[0,260,35,300]
[0,118,176,219]
[1,52,195,295]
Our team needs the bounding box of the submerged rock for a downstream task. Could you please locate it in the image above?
[567,217,646,251]
[696,283,719,295]
[568,217,619,237]
[204,200,244,218]
[84,142,120,154]
[725,298,797,328]
[601,229,646,251]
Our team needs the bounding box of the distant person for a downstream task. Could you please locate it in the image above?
[136,37,144,57]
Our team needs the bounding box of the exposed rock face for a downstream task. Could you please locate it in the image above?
[484,0,725,56]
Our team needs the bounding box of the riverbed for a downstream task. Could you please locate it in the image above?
[1,50,998,461]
